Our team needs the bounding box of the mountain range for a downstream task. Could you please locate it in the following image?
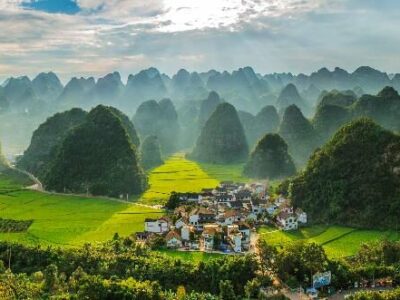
[2,66,400,116]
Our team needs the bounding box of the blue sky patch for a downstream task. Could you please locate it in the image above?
[22,0,80,15]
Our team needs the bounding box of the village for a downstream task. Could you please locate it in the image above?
[136,181,308,253]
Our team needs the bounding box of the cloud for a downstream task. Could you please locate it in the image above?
[0,0,399,82]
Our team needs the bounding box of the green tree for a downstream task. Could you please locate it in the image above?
[219,280,236,300]
[191,102,248,163]
[243,133,296,179]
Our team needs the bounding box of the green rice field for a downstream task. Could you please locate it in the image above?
[1,154,399,261]
[139,152,245,205]
[258,225,400,259]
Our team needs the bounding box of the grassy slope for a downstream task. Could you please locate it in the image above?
[258,225,400,259]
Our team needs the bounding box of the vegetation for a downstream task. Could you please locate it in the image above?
[258,225,400,259]
[139,153,219,205]
[279,104,318,166]
[313,104,350,143]
[276,83,309,115]
[289,118,400,229]
[133,99,180,154]
[44,105,147,197]
[0,187,163,247]
[0,218,33,233]
[239,105,280,148]
[0,238,259,298]
[243,133,296,179]
[190,102,248,163]
[140,135,163,170]
[16,108,87,179]
[346,288,400,300]
[0,141,7,168]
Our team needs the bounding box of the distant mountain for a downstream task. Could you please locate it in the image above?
[124,68,167,110]
[32,72,63,102]
[243,133,295,179]
[3,76,33,103]
[279,104,318,166]
[0,88,9,113]
[133,98,180,154]
[317,90,357,108]
[290,118,400,229]
[207,67,270,112]
[239,105,280,148]
[276,84,310,115]
[352,66,391,94]
[92,72,124,105]
[43,105,146,197]
[2,65,400,119]
[2,76,43,111]
[140,135,163,170]
[198,91,222,127]
[190,102,248,163]
[58,77,95,106]
[352,86,400,132]
[170,69,207,101]
[313,104,350,144]
[17,108,88,179]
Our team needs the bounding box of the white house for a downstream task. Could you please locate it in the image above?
[296,208,307,224]
[276,212,298,231]
[218,210,242,226]
[181,224,193,241]
[145,217,170,234]
[189,207,215,228]
[238,222,251,245]
[202,224,220,251]
[166,231,182,248]
[175,217,188,229]
[227,225,243,252]
[266,205,278,216]
[232,233,242,253]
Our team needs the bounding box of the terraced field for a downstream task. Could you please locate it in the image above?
[258,225,400,259]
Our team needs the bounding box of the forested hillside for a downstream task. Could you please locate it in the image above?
[289,118,400,229]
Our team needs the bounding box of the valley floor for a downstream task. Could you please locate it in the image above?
[0,153,399,260]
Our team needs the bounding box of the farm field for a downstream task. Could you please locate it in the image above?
[139,152,246,205]
[0,187,163,247]
[0,153,246,247]
[258,225,400,259]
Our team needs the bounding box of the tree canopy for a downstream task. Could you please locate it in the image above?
[190,102,248,163]
[140,135,163,170]
[279,104,318,166]
[16,108,87,179]
[243,133,295,179]
[289,118,400,229]
[43,105,147,197]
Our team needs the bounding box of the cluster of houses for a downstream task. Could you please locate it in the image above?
[137,181,307,253]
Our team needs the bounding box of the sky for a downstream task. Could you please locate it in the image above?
[0,0,400,82]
